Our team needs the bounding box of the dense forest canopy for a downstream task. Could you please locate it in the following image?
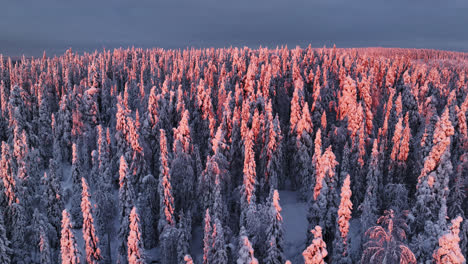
[0,46,466,263]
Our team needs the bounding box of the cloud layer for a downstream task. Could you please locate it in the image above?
[1,0,467,56]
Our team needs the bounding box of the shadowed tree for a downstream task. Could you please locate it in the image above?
[361,210,416,264]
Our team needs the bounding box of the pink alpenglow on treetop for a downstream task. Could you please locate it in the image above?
[159,129,175,227]
[272,190,283,222]
[81,177,102,264]
[433,216,465,264]
[184,255,194,264]
[128,207,145,264]
[303,226,328,264]
[296,102,313,141]
[61,209,80,264]
[173,110,192,154]
[237,235,259,264]
[314,146,338,200]
[418,107,455,187]
[243,130,256,205]
[337,174,352,248]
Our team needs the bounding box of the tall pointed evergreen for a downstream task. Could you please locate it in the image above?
[211,217,228,264]
[332,175,352,264]
[70,144,84,229]
[61,209,80,264]
[158,129,178,264]
[359,140,381,232]
[118,156,135,264]
[237,235,259,264]
[0,210,11,264]
[81,177,102,264]
[264,190,285,264]
[127,207,145,264]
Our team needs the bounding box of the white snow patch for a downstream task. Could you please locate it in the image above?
[146,247,161,263]
[348,218,362,262]
[279,190,308,263]
[190,225,204,263]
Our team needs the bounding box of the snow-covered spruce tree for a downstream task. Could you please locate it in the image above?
[51,115,64,175]
[94,126,116,261]
[332,174,352,264]
[115,95,132,161]
[96,125,112,190]
[411,149,453,262]
[338,75,360,141]
[448,154,467,220]
[389,113,411,184]
[193,78,215,161]
[361,210,416,264]
[127,207,145,264]
[207,126,231,224]
[258,100,273,193]
[199,155,220,215]
[289,73,305,137]
[177,212,191,264]
[31,209,54,264]
[38,92,53,166]
[307,176,329,246]
[56,95,73,162]
[240,130,258,236]
[212,168,229,232]
[237,235,259,264]
[313,146,339,246]
[303,226,328,264]
[295,102,314,200]
[260,107,283,191]
[433,216,465,264]
[448,154,468,255]
[9,202,28,263]
[14,131,40,214]
[230,106,244,191]
[144,86,161,178]
[8,85,30,135]
[339,142,350,196]
[61,209,80,264]
[211,217,228,264]
[39,223,52,264]
[43,163,64,236]
[184,255,194,264]
[411,107,455,262]
[127,111,148,192]
[359,140,381,233]
[139,173,158,249]
[158,129,178,264]
[118,156,135,264]
[158,129,175,230]
[287,78,304,189]
[0,209,11,264]
[203,209,212,264]
[349,128,365,209]
[263,190,284,264]
[70,143,84,229]
[81,177,102,263]
[0,141,17,206]
[416,107,454,188]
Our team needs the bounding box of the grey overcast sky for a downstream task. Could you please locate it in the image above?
[1,0,467,57]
